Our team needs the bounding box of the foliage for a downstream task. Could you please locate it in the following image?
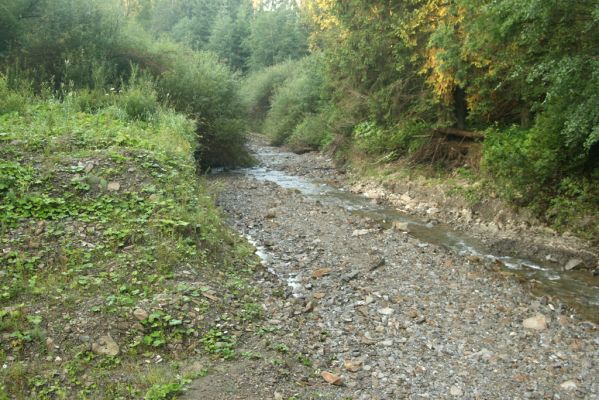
[0,89,261,398]
[0,76,28,115]
[352,120,429,160]
[287,112,333,152]
[245,5,309,71]
[200,328,237,360]
[157,50,249,168]
[294,0,599,237]
[263,55,327,145]
[241,60,297,122]
[144,378,191,400]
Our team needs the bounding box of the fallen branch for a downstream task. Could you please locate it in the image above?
[434,127,485,140]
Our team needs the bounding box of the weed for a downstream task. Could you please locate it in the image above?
[200,328,236,360]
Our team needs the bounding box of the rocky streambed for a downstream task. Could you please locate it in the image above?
[188,138,598,399]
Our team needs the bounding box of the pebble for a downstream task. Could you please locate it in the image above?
[450,386,463,397]
[560,380,577,391]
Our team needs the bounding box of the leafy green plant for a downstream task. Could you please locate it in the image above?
[263,55,327,146]
[144,378,191,400]
[200,328,236,360]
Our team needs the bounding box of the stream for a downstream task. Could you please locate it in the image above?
[225,146,599,322]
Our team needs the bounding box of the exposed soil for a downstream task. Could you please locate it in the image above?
[185,138,599,399]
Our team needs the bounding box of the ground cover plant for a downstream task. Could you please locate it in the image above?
[0,87,264,399]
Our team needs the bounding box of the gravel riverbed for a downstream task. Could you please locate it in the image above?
[187,140,598,400]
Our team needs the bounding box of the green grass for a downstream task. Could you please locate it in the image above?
[0,92,262,399]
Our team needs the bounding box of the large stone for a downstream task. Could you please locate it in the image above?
[522,314,549,331]
[92,335,120,356]
[377,307,395,316]
[564,258,584,271]
[391,221,409,232]
[133,308,148,321]
[107,181,121,192]
[352,229,375,237]
[560,380,577,391]
[450,386,463,397]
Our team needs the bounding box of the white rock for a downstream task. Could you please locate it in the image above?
[133,308,149,321]
[92,335,120,356]
[391,221,409,231]
[564,258,584,271]
[107,181,120,192]
[352,229,375,237]
[377,307,395,315]
[560,380,577,390]
[450,386,463,396]
[523,314,549,330]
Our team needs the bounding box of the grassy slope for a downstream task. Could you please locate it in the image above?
[0,98,263,399]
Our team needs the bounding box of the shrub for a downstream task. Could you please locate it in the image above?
[117,77,159,121]
[287,113,333,152]
[263,55,326,145]
[74,89,115,113]
[352,120,429,160]
[157,51,249,168]
[240,60,297,122]
[0,77,27,115]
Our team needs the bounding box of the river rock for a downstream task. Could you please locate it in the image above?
[321,371,343,385]
[107,181,120,192]
[378,307,395,316]
[352,229,375,237]
[560,380,577,390]
[392,221,409,232]
[133,308,148,321]
[265,209,277,219]
[344,359,362,372]
[522,314,549,330]
[450,386,463,397]
[564,258,584,271]
[92,335,120,356]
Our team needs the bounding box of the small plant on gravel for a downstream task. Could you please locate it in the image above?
[200,328,237,360]
[274,343,289,354]
[239,302,263,322]
[144,377,191,400]
[241,351,263,360]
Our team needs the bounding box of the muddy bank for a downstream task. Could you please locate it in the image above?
[187,138,598,399]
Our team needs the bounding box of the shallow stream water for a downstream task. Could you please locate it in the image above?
[226,146,599,321]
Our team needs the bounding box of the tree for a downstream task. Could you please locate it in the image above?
[245,6,308,71]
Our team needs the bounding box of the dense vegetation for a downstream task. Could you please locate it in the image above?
[0,86,267,398]
[0,0,307,398]
[241,0,599,240]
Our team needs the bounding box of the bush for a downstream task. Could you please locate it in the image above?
[157,51,249,168]
[117,76,159,121]
[240,60,297,122]
[352,120,428,159]
[74,89,115,113]
[263,56,326,145]
[287,113,333,152]
[0,77,27,115]
[482,124,599,237]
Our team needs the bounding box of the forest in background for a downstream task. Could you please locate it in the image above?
[240,0,599,240]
